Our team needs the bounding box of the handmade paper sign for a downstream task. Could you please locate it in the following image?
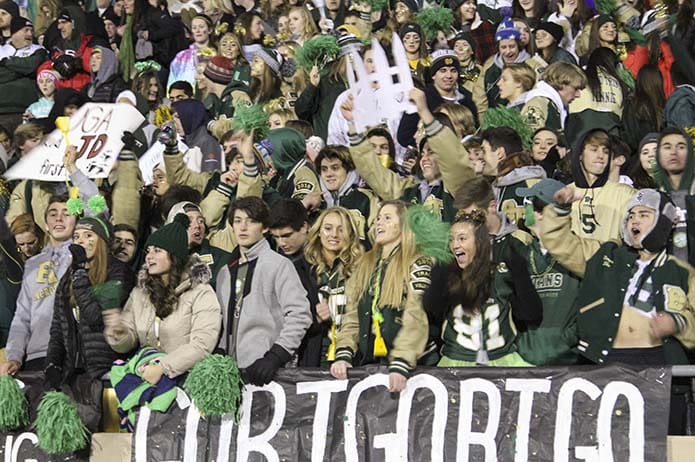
[138,138,192,186]
[4,103,145,181]
[345,32,415,133]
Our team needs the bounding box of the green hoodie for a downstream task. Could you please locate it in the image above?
[654,127,695,265]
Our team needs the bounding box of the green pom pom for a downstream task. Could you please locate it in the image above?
[184,354,244,420]
[87,195,107,215]
[369,0,388,11]
[417,5,454,41]
[91,280,123,311]
[66,197,84,216]
[34,391,89,454]
[232,103,270,141]
[0,376,28,432]
[481,106,532,151]
[616,65,635,91]
[596,0,617,14]
[624,26,646,46]
[407,205,453,263]
[295,35,340,73]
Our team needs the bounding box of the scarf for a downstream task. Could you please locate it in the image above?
[118,14,135,82]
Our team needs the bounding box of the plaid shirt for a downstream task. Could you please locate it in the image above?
[471,21,498,64]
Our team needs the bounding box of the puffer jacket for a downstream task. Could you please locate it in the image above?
[106,255,221,378]
[46,257,134,383]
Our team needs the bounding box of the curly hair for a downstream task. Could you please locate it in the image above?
[144,253,186,319]
[305,207,363,281]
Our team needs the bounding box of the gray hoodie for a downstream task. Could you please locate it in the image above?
[5,240,72,365]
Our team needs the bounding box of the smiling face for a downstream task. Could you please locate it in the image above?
[419,144,441,181]
[519,0,535,12]
[46,202,76,243]
[15,231,41,258]
[450,221,477,269]
[459,0,476,21]
[453,39,473,63]
[251,55,265,78]
[531,129,558,162]
[145,246,172,276]
[320,157,349,192]
[288,10,303,35]
[232,209,266,249]
[497,68,521,101]
[319,212,346,255]
[374,204,402,248]
[599,21,617,43]
[498,39,519,64]
[535,29,554,50]
[394,2,412,23]
[640,142,657,172]
[113,230,137,263]
[250,15,263,40]
[432,66,458,94]
[218,35,240,60]
[73,228,99,260]
[626,205,656,249]
[191,17,211,45]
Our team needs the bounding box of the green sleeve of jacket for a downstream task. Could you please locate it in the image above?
[0,49,48,82]
[111,158,143,229]
[350,135,414,200]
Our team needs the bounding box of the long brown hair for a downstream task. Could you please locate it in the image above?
[144,253,186,318]
[348,201,419,308]
[251,62,280,103]
[69,238,110,308]
[447,209,493,314]
[305,207,364,281]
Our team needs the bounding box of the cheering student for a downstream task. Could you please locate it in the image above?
[424,209,542,366]
[330,201,449,392]
[304,207,364,367]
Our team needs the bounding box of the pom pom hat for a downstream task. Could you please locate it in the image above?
[496,18,521,42]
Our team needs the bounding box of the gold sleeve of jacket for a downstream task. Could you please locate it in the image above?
[236,172,263,199]
[539,205,603,278]
[111,159,143,229]
[6,179,30,229]
[163,152,212,194]
[350,137,414,200]
[666,258,695,349]
[201,189,238,253]
[389,258,431,369]
[292,165,320,200]
[521,96,550,134]
[335,276,361,354]
[426,123,474,196]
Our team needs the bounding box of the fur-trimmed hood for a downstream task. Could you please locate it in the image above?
[137,253,212,293]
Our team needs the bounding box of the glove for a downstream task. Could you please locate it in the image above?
[69,243,88,271]
[157,123,178,149]
[45,363,63,390]
[53,54,80,79]
[244,345,291,386]
[121,131,144,151]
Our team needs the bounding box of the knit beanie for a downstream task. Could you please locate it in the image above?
[9,16,31,35]
[638,132,659,154]
[495,17,520,42]
[255,47,283,76]
[75,216,112,244]
[338,33,364,58]
[536,21,564,44]
[145,214,190,262]
[391,0,420,12]
[450,31,476,53]
[0,1,18,20]
[399,22,423,40]
[621,189,677,252]
[37,68,60,83]
[57,9,73,23]
[429,49,461,75]
[204,56,235,85]
[597,14,616,28]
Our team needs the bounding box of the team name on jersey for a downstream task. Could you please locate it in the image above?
[531,273,564,291]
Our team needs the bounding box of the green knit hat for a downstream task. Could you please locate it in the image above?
[145,214,190,262]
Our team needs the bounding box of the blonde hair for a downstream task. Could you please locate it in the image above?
[435,103,476,138]
[289,6,319,42]
[503,62,537,92]
[305,207,364,280]
[542,61,587,90]
[206,0,234,14]
[349,201,419,308]
[268,107,296,126]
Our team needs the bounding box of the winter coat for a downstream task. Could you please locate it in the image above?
[106,256,221,378]
[215,238,312,368]
[132,6,186,69]
[294,76,347,141]
[0,44,46,114]
[46,257,134,383]
[83,46,128,103]
[664,85,695,130]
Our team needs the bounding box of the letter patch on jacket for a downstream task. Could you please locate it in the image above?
[664,284,687,312]
[409,258,432,293]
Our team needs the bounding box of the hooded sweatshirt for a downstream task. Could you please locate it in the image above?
[172,99,222,172]
[569,128,635,243]
[495,153,546,225]
[86,46,122,100]
[653,127,695,264]
[5,240,72,365]
[267,128,319,200]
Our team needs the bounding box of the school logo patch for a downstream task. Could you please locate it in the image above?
[36,261,57,284]
[664,284,687,312]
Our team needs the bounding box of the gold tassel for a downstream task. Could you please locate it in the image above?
[373,318,388,357]
[327,324,336,361]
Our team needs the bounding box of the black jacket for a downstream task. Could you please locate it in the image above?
[46,257,134,384]
[133,6,187,69]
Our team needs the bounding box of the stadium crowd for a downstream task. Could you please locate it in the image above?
[0,0,694,439]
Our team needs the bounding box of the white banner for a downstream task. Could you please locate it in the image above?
[3,103,145,182]
[138,139,196,185]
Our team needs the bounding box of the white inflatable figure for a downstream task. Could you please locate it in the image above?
[344,32,416,134]
[311,0,327,19]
